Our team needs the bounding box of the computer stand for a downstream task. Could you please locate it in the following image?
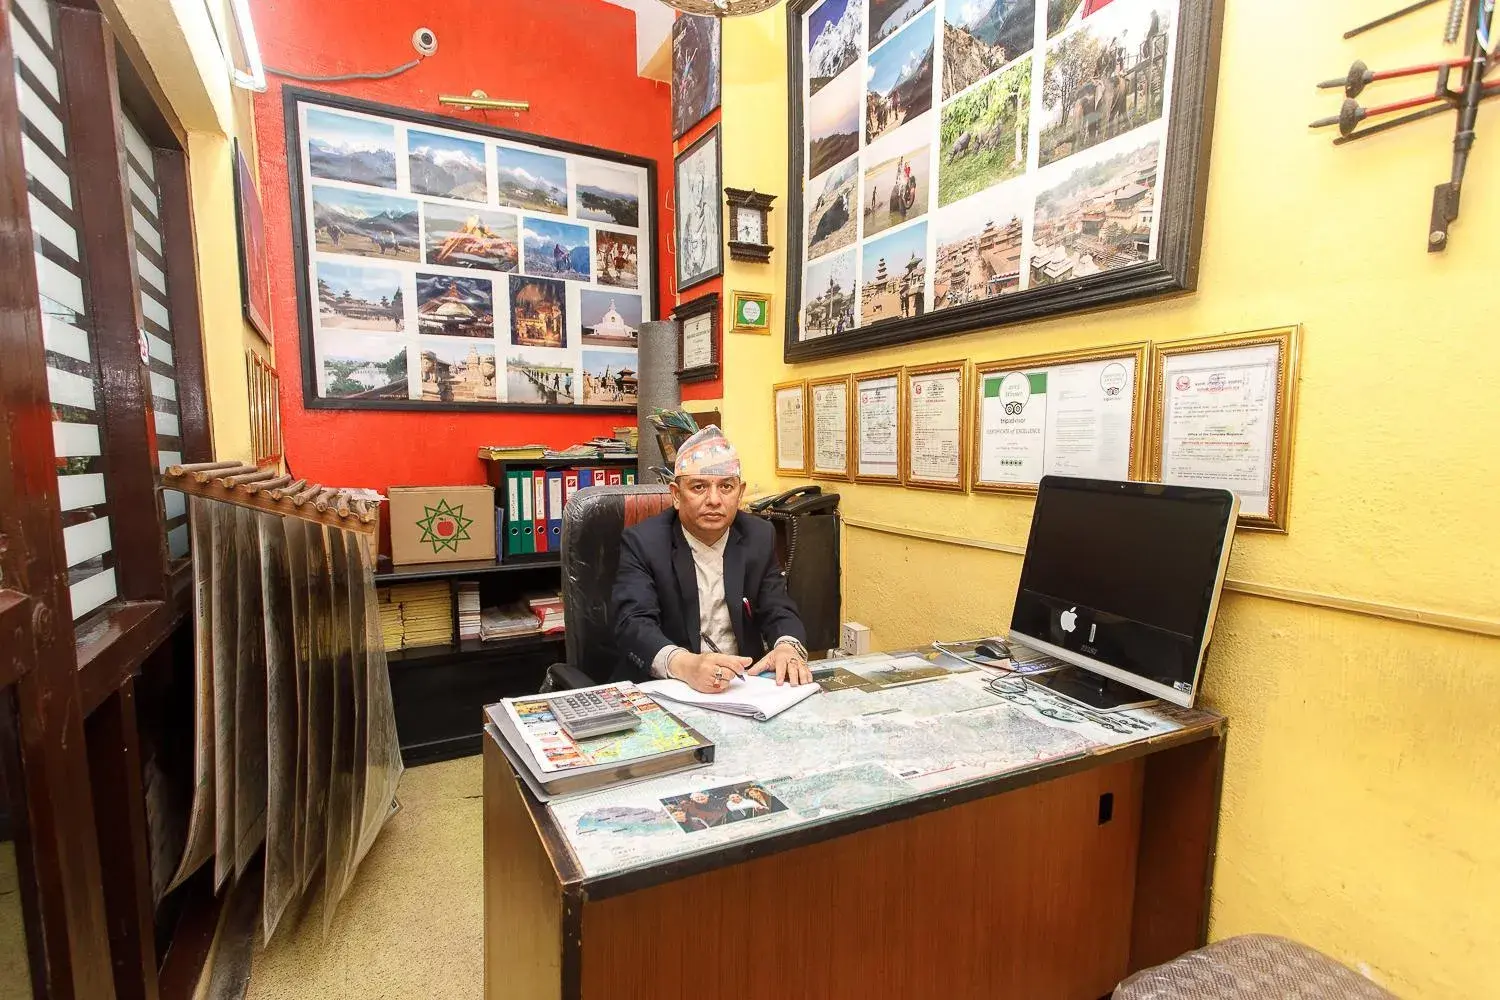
[1035,666,1159,713]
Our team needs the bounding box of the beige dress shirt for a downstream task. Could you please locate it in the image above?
[652,525,738,678]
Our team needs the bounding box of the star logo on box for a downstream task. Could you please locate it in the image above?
[416,498,473,554]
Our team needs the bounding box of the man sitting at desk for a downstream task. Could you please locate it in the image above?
[612,425,811,693]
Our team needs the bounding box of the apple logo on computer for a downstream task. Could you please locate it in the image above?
[1060,607,1078,633]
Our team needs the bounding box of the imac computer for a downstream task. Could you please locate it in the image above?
[1009,476,1240,711]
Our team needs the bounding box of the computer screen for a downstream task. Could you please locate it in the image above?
[1009,477,1239,707]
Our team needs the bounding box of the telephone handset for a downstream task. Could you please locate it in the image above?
[748,484,839,516]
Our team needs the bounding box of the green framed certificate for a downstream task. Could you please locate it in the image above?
[731,290,772,333]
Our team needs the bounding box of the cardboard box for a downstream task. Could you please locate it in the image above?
[388,485,496,566]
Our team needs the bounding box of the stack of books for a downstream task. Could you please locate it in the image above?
[486,684,713,799]
[480,601,541,642]
[528,592,565,635]
[457,582,481,641]
[541,438,638,461]
[376,581,454,650]
[476,444,547,461]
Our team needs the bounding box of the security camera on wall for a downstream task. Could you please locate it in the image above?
[412,27,438,57]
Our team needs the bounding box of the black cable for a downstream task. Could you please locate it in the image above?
[265,59,422,84]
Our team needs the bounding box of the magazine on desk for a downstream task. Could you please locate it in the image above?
[486,682,714,799]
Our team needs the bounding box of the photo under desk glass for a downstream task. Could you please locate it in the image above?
[536,649,1218,879]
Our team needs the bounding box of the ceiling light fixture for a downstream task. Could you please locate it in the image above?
[657,0,782,16]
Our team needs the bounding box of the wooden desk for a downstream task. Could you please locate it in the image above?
[484,668,1225,1000]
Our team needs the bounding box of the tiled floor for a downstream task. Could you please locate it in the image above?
[245,756,484,999]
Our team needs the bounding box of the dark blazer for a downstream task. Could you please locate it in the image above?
[611,510,806,683]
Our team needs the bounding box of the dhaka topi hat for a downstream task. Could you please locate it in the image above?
[673,425,741,478]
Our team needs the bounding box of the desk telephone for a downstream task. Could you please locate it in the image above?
[748,485,839,516]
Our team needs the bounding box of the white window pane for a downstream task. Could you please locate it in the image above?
[9,12,58,99]
[53,420,100,456]
[27,191,77,259]
[155,409,180,437]
[132,205,163,254]
[121,117,154,179]
[34,252,84,315]
[69,568,117,620]
[63,516,111,567]
[57,473,105,511]
[150,370,177,402]
[46,366,95,410]
[42,313,89,363]
[142,293,170,331]
[13,0,52,44]
[167,525,189,560]
[135,250,165,295]
[163,489,186,520]
[158,450,182,474]
[20,134,71,208]
[16,76,64,152]
[146,331,173,365]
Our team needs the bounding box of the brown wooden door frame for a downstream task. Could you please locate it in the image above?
[0,1,120,996]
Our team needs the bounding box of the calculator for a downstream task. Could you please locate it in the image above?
[548,690,642,740]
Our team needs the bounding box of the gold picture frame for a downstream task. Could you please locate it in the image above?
[730,289,773,334]
[901,361,970,493]
[772,379,810,476]
[807,374,853,481]
[970,343,1149,496]
[1148,325,1300,533]
[850,366,904,485]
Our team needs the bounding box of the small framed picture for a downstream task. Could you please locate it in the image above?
[672,292,720,383]
[730,290,772,334]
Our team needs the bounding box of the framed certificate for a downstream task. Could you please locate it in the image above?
[851,367,902,484]
[808,375,852,480]
[773,380,809,476]
[971,344,1149,495]
[902,362,969,492]
[673,293,720,383]
[1149,326,1300,532]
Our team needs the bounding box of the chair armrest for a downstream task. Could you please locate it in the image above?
[541,661,596,693]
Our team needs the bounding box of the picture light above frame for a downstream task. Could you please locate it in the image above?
[784,0,1226,363]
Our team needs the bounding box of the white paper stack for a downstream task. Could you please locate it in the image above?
[457,582,481,641]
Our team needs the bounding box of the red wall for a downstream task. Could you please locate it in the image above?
[251,0,676,494]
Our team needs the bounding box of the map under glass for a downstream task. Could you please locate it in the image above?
[547,656,1214,878]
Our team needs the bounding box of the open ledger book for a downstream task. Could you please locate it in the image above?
[640,674,819,722]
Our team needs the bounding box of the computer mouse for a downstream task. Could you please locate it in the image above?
[975,642,1007,660]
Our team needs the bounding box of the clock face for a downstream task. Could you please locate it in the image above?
[736,206,763,245]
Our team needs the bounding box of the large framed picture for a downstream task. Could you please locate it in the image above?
[675,125,724,293]
[233,139,273,344]
[283,88,657,412]
[786,0,1225,362]
[672,13,722,140]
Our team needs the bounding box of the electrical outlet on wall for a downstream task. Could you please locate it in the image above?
[841,622,870,655]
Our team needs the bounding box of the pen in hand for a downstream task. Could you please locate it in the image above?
[700,633,745,679]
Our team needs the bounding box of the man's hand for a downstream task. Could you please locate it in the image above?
[748,642,811,687]
[670,651,752,694]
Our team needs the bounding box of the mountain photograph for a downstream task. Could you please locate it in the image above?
[523,219,592,281]
[807,0,861,96]
[409,130,488,203]
[866,9,935,143]
[808,64,861,179]
[869,0,933,50]
[944,0,1035,99]
[304,108,397,189]
[497,147,570,216]
[311,185,419,261]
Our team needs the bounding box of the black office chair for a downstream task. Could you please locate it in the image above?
[542,484,673,691]
[539,484,843,692]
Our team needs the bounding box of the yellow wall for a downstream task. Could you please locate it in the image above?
[110,0,268,462]
[718,3,1499,997]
